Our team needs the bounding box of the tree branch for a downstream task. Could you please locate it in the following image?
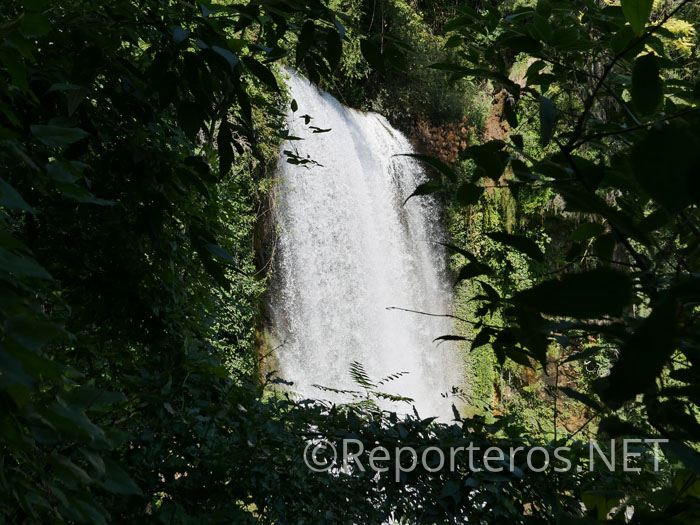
[386,306,502,330]
[572,108,700,150]
[564,0,693,151]
[555,138,652,275]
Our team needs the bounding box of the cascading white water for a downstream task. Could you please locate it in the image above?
[269,72,464,418]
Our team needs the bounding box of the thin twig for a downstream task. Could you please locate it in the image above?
[385,306,502,330]
[567,413,596,442]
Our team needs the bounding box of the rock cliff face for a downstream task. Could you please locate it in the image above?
[411,114,473,164]
[406,88,511,167]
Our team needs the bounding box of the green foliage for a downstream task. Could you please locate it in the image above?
[3,0,700,522]
[0,0,343,521]
[325,0,489,127]
[406,0,700,520]
[622,0,655,36]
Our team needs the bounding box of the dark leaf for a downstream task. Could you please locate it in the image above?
[466,144,507,181]
[198,250,230,291]
[384,46,407,72]
[205,244,236,266]
[563,346,600,363]
[505,347,533,367]
[101,459,142,495]
[212,45,239,69]
[0,178,36,213]
[631,122,699,212]
[513,268,633,318]
[403,181,442,204]
[429,62,467,72]
[218,121,234,177]
[242,56,279,92]
[661,440,700,474]
[456,182,483,206]
[631,54,662,116]
[597,415,645,437]
[572,222,605,242]
[31,125,88,148]
[324,31,342,71]
[471,328,492,351]
[439,480,460,499]
[455,262,492,285]
[396,153,457,182]
[63,386,126,411]
[479,281,500,302]
[177,101,204,141]
[559,387,602,412]
[0,48,28,91]
[360,38,386,75]
[0,248,52,279]
[433,335,468,345]
[439,242,482,265]
[499,35,543,54]
[297,21,316,66]
[539,96,557,146]
[602,291,676,407]
[172,26,189,44]
[511,134,523,150]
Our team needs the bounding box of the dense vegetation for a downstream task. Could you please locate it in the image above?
[1,0,699,523]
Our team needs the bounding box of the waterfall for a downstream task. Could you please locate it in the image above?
[269,72,464,418]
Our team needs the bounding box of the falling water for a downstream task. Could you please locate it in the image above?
[269,72,464,418]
